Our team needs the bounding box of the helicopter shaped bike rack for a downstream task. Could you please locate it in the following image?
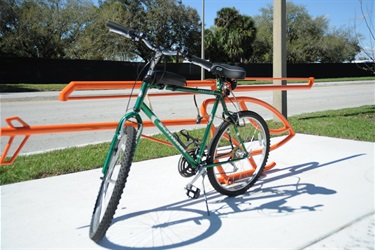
[0,77,314,170]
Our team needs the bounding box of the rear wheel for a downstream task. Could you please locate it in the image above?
[89,126,137,242]
[207,111,270,196]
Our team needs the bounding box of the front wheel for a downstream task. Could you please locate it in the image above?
[207,111,270,196]
[89,126,137,242]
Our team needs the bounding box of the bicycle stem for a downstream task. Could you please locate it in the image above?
[145,51,162,79]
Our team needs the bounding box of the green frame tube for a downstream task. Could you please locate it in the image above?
[102,79,247,174]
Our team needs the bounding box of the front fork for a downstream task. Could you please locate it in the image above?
[102,111,143,174]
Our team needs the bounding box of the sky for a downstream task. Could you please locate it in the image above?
[181,0,374,56]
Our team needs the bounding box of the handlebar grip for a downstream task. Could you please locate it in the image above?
[190,55,213,71]
[107,21,134,39]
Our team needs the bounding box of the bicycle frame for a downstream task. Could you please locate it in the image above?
[100,25,251,176]
[102,80,248,174]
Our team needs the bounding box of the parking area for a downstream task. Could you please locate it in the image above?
[1,134,374,249]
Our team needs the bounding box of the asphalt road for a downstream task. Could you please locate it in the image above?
[1,81,374,155]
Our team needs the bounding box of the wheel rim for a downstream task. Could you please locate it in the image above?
[212,116,268,192]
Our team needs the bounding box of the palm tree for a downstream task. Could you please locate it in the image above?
[206,7,256,63]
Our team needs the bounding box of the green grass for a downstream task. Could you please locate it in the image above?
[0,105,374,185]
[289,105,375,141]
[238,76,374,85]
[311,76,374,82]
[0,83,68,92]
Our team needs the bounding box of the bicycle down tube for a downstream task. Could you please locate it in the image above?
[102,80,247,174]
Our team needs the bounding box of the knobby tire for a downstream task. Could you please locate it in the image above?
[89,126,137,242]
[207,111,270,196]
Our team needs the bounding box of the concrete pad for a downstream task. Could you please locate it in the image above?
[1,134,374,249]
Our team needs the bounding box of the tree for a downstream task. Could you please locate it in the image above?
[0,0,95,58]
[68,0,201,61]
[354,0,374,73]
[67,1,137,60]
[205,7,256,63]
[251,8,273,63]
[319,29,360,63]
[0,0,201,61]
[0,0,18,39]
[252,2,361,63]
[136,0,201,61]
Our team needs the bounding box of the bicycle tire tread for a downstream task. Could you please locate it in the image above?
[89,126,137,242]
[207,111,270,196]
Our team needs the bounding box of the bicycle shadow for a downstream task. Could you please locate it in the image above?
[96,154,364,249]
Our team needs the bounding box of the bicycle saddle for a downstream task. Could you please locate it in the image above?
[211,64,246,80]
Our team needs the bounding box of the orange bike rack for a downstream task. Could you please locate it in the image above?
[0,77,314,166]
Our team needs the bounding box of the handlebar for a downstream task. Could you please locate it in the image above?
[187,54,212,71]
[107,21,157,53]
[107,21,213,71]
[107,21,137,40]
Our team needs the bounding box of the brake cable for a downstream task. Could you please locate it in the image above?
[193,94,203,124]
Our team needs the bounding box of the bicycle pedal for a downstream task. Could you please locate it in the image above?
[186,185,200,199]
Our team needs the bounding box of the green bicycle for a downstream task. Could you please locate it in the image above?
[89,21,270,242]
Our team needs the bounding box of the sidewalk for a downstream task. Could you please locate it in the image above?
[1,134,374,249]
